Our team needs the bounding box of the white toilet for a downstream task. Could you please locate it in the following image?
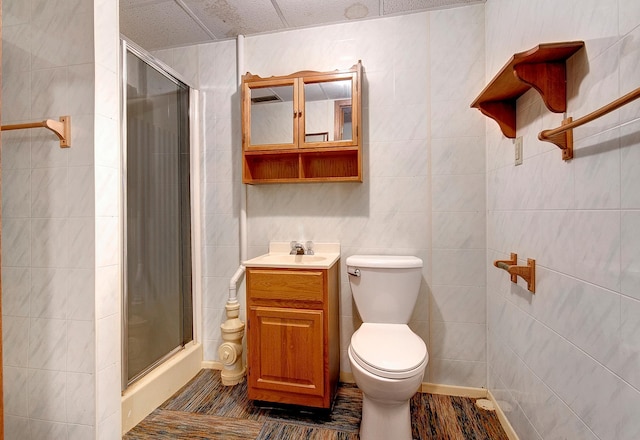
[346,255,428,440]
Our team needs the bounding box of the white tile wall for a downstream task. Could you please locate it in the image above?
[156,7,487,387]
[242,13,433,377]
[486,0,640,438]
[94,0,121,436]
[2,0,120,438]
[429,5,486,387]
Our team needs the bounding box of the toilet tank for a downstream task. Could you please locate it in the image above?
[346,255,423,324]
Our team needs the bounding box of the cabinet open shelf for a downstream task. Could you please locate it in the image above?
[471,41,584,138]
[243,147,360,184]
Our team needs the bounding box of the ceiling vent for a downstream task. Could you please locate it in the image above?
[251,95,281,103]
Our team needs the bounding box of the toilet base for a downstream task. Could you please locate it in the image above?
[360,394,412,440]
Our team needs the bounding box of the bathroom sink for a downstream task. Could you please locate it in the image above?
[243,242,340,269]
[259,254,328,264]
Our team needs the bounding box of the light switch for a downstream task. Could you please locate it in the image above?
[515,136,523,166]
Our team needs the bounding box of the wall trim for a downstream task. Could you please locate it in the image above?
[421,382,487,398]
[340,371,355,383]
[487,389,520,440]
[202,360,224,370]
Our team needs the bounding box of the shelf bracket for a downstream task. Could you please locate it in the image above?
[477,100,516,139]
[514,61,568,113]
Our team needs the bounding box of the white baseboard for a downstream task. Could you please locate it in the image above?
[487,389,520,440]
[420,382,488,399]
[202,360,223,370]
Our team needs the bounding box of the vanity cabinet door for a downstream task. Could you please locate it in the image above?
[247,307,324,403]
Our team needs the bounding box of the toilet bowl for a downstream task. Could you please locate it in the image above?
[346,255,428,440]
[348,323,427,440]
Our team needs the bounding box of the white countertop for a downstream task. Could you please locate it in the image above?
[243,242,340,269]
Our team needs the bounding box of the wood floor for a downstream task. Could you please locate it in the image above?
[124,369,509,440]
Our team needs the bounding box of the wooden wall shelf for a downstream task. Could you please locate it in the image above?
[471,41,584,138]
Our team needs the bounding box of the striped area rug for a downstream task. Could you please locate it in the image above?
[124,369,509,439]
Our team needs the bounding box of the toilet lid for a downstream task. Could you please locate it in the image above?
[350,323,427,379]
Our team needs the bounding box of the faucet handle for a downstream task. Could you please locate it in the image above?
[305,241,314,255]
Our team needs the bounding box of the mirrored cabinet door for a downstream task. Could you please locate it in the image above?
[301,74,358,148]
[243,78,297,150]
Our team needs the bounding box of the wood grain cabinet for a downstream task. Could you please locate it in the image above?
[246,265,340,408]
[241,62,362,184]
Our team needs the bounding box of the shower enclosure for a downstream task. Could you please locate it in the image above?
[122,41,193,388]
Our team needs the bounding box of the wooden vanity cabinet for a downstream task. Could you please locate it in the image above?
[246,265,340,408]
[241,62,362,184]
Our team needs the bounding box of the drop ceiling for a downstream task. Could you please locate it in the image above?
[120,0,484,51]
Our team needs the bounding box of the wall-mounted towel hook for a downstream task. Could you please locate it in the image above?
[494,252,536,293]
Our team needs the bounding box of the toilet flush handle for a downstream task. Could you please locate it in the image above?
[347,267,361,277]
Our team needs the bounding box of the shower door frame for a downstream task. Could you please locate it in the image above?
[120,38,202,391]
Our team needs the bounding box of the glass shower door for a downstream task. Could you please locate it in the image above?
[123,45,193,387]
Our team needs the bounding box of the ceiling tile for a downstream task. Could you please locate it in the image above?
[182,0,285,39]
[276,0,381,28]
[382,0,480,15]
[120,0,486,51]
[120,1,213,49]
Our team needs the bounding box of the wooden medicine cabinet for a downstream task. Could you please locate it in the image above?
[242,61,362,184]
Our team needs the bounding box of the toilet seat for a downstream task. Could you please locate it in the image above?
[350,323,427,379]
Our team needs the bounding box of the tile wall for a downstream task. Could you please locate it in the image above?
[1,0,121,438]
[94,0,121,438]
[428,6,487,387]
[485,0,640,438]
[242,14,433,378]
[156,6,488,385]
[241,6,486,385]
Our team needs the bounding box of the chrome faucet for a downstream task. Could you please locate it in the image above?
[289,241,314,255]
[290,241,306,255]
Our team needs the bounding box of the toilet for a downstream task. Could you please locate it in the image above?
[346,255,428,440]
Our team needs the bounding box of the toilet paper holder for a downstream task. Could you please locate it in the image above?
[493,252,536,293]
